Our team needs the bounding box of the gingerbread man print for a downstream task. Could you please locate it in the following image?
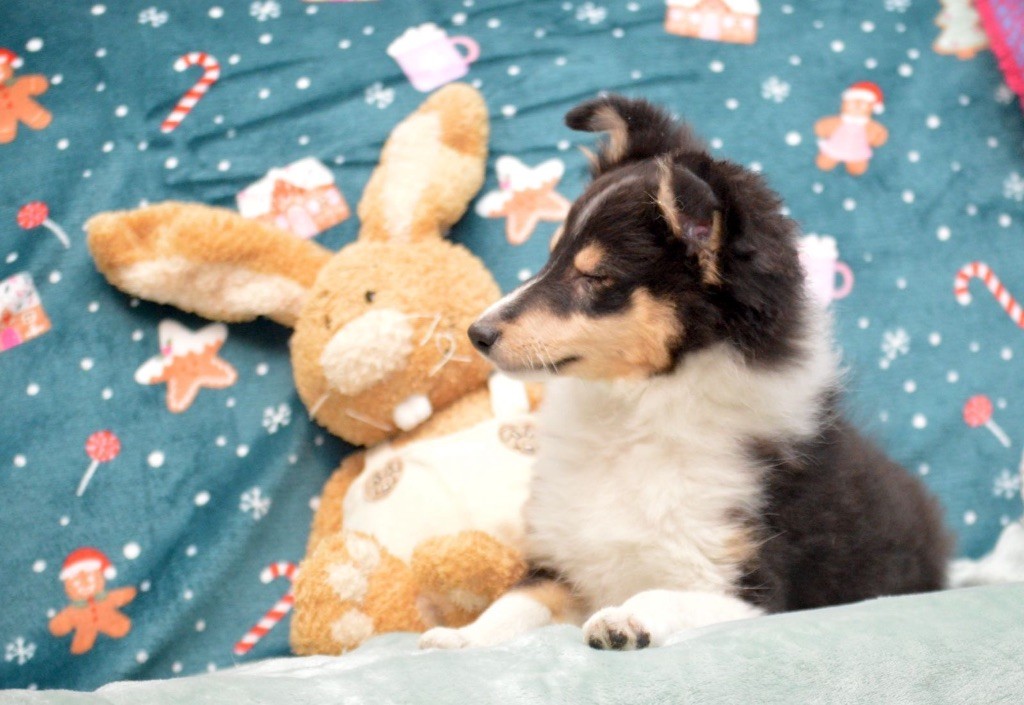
[0,48,52,145]
[815,82,888,177]
[48,548,136,655]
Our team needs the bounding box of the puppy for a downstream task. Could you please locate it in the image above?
[420,95,951,652]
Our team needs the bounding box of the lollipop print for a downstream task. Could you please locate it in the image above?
[963,395,1011,448]
[17,201,70,249]
[77,430,121,496]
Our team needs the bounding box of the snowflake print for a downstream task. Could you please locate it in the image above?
[249,1,281,21]
[879,328,910,369]
[883,0,911,12]
[240,487,271,521]
[995,84,1014,105]
[365,82,395,110]
[1003,172,1024,202]
[993,469,1021,500]
[761,76,791,103]
[5,637,36,666]
[262,403,292,434]
[575,2,608,24]
[138,7,168,27]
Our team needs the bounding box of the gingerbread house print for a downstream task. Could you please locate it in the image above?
[0,272,51,353]
[237,157,350,239]
[665,0,761,45]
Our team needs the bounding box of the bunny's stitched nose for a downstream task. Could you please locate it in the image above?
[468,320,501,354]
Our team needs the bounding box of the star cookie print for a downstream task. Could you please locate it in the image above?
[134,319,238,413]
[476,156,571,245]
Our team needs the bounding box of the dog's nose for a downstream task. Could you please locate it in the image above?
[468,321,501,353]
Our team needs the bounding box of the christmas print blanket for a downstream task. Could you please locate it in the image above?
[1,0,1023,692]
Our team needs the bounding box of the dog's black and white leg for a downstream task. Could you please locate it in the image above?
[583,590,763,651]
[419,579,584,649]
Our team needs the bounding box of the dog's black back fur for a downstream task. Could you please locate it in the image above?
[744,409,952,611]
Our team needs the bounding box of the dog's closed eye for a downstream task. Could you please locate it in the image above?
[573,245,616,289]
[579,271,616,288]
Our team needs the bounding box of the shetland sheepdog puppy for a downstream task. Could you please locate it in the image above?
[420,95,950,651]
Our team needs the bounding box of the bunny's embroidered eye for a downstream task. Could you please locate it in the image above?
[365,291,376,304]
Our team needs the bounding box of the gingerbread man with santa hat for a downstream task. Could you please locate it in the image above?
[48,547,136,655]
[815,81,889,177]
[0,48,52,145]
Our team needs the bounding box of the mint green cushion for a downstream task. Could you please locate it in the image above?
[6,584,1021,704]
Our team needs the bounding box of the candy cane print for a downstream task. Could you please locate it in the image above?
[160,52,220,134]
[954,261,1024,329]
[233,562,299,656]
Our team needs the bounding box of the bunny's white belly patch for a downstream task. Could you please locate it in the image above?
[342,414,535,561]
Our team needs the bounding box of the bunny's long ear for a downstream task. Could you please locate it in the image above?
[86,202,332,327]
[357,83,488,243]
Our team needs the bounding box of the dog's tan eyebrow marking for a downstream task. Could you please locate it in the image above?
[573,244,604,274]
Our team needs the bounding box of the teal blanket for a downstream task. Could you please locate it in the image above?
[1,0,1023,692]
[4,585,1023,704]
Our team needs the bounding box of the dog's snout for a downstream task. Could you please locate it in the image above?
[468,320,501,354]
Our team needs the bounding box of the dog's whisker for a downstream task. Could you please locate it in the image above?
[539,339,560,374]
[531,339,551,372]
[523,342,541,372]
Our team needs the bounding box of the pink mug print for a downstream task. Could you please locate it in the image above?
[0,319,22,351]
[388,23,480,92]
[798,235,854,307]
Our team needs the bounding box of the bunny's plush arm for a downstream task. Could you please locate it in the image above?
[86,202,332,327]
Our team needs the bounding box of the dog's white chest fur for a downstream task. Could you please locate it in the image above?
[525,335,837,611]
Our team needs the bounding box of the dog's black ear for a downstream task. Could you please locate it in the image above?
[565,95,705,175]
[656,157,723,285]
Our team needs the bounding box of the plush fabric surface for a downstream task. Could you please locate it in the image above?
[3,584,1023,704]
[1,0,1023,692]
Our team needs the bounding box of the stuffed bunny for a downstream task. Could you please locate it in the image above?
[86,84,538,655]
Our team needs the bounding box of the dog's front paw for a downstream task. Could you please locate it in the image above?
[583,607,652,651]
[418,626,471,650]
